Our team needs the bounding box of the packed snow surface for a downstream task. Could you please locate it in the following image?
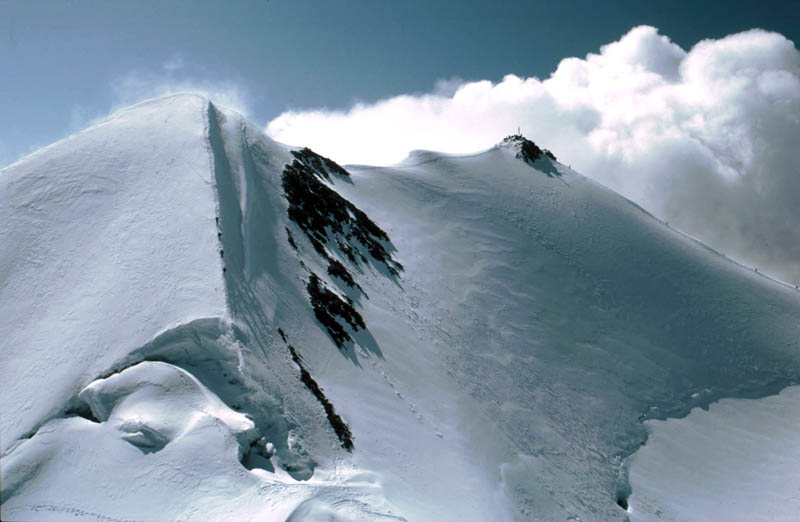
[2,94,800,521]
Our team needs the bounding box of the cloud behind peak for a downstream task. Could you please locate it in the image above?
[267,25,800,284]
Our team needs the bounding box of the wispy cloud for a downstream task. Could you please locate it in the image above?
[109,66,251,117]
[62,55,253,139]
[266,26,800,284]
[162,52,185,73]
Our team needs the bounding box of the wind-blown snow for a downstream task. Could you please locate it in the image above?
[3,94,800,521]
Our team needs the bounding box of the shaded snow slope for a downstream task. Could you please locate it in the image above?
[3,95,800,521]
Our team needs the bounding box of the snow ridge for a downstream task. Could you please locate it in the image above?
[4,94,800,522]
[1,96,406,521]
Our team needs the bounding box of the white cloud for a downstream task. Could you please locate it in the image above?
[266,25,800,284]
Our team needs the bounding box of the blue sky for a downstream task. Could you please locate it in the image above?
[3,1,800,285]
[1,0,798,166]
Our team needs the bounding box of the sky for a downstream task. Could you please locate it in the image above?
[2,0,800,283]
[2,0,798,164]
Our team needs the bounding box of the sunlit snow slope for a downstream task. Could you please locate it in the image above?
[2,94,800,522]
[628,385,800,522]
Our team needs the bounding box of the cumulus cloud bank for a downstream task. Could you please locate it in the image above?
[267,26,800,284]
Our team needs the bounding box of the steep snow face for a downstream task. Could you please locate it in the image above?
[3,95,800,522]
[0,95,227,447]
[1,95,405,521]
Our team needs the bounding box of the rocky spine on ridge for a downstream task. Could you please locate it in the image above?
[307,273,365,349]
[502,133,558,169]
[290,147,351,180]
[281,147,402,352]
[281,153,401,276]
[286,342,354,451]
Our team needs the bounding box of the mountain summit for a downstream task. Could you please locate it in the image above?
[2,94,800,521]
[500,133,557,162]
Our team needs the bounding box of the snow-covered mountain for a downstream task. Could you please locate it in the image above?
[2,94,800,522]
